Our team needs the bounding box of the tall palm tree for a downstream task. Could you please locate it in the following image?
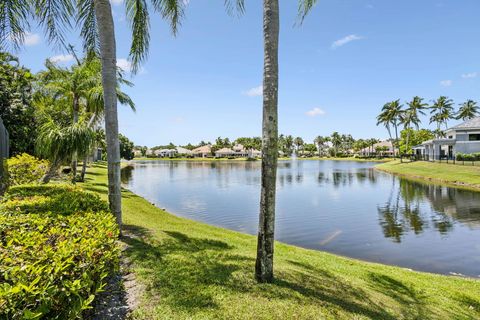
[456,100,479,121]
[330,132,342,157]
[377,100,402,157]
[314,135,327,156]
[401,96,428,154]
[293,136,304,155]
[1,0,185,231]
[429,96,454,133]
[254,0,318,282]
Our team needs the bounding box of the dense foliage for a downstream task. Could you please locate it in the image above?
[119,133,135,160]
[0,53,37,155]
[455,152,480,161]
[5,153,48,186]
[0,185,118,319]
[399,129,434,153]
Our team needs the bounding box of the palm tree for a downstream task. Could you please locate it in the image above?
[456,100,479,121]
[1,0,185,231]
[330,132,342,157]
[314,135,327,156]
[255,0,318,282]
[377,100,402,157]
[429,96,454,133]
[401,97,428,154]
[36,120,94,183]
[293,137,304,155]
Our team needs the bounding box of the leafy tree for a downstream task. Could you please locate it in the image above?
[330,132,342,157]
[119,134,135,160]
[0,52,36,155]
[399,129,434,154]
[293,137,304,155]
[456,100,479,121]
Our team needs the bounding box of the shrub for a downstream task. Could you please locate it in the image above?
[6,154,49,186]
[0,185,118,319]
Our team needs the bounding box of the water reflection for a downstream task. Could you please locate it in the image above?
[122,160,480,276]
[378,178,480,242]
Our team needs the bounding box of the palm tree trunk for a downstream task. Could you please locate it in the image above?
[41,159,60,184]
[256,0,279,284]
[71,94,79,182]
[394,123,399,158]
[94,0,122,232]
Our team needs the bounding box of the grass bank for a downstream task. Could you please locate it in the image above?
[376,160,480,190]
[81,163,480,319]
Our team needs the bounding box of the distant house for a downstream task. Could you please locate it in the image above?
[215,144,261,158]
[215,147,234,158]
[133,149,143,157]
[192,145,212,158]
[413,117,480,160]
[155,149,177,158]
[359,141,396,157]
[176,146,194,156]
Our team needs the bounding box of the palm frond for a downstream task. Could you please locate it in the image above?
[0,0,31,50]
[76,0,99,55]
[125,0,150,73]
[224,0,245,17]
[297,0,319,25]
[33,0,74,48]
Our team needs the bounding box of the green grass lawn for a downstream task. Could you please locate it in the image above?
[81,163,480,319]
[376,160,480,190]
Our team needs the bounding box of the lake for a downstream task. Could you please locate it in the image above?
[122,160,480,277]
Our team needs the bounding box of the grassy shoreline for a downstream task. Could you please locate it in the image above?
[81,163,480,319]
[376,160,480,191]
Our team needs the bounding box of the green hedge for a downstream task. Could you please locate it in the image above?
[5,154,49,186]
[456,152,480,161]
[0,185,119,319]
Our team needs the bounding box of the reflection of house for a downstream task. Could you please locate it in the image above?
[359,141,396,156]
[413,117,480,160]
[192,145,212,158]
[155,149,177,157]
[176,146,194,156]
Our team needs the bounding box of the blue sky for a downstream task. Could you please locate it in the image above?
[13,0,480,147]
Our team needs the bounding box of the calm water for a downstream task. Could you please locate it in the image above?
[122,160,480,277]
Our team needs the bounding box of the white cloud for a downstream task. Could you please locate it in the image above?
[462,72,477,79]
[306,107,326,117]
[331,34,363,49]
[440,80,452,87]
[243,85,263,97]
[117,58,132,72]
[49,54,74,64]
[110,0,123,5]
[24,33,40,46]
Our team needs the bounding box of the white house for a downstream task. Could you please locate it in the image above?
[359,141,396,157]
[176,146,194,156]
[215,147,234,158]
[155,148,177,158]
[413,117,480,160]
[192,145,212,158]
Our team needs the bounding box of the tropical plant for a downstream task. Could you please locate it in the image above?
[0,0,186,231]
[293,137,304,155]
[429,96,454,133]
[456,100,479,121]
[330,132,342,157]
[36,120,94,183]
[5,153,49,186]
[0,53,37,155]
[400,96,428,153]
[254,0,318,283]
[314,135,329,156]
[376,100,402,157]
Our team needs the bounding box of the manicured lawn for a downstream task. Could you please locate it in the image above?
[82,163,480,320]
[376,160,480,190]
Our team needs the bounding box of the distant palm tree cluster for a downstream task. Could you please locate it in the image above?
[376,96,479,154]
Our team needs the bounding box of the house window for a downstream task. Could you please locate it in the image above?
[448,136,453,139]
[468,134,480,141]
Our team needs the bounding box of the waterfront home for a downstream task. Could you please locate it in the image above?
[359,141,396,157]
[413,117,480,160]
[133,149,143,157]
[176,146,194,156]
[155,148,177,157]
[192,145,212,158]
[215,147,234,158]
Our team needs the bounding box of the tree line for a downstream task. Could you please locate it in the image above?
[377,96,479,154]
